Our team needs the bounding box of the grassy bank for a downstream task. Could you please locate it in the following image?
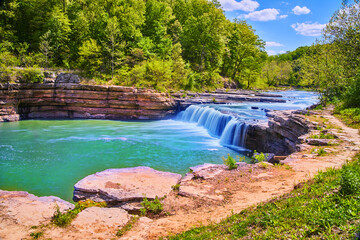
[166,154,360,239]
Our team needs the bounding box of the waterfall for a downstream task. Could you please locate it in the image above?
[176,105,249,150]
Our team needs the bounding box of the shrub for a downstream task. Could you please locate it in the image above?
[340,164,360,195]
[222,154,237,170]
[116,216,139,237]
[140,196,163,216]
[16,68,44,83]
[171,184,180,191]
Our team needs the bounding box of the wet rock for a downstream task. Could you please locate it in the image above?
[0,190,74,226]
[71,207,130,233]
[73,167,182,205]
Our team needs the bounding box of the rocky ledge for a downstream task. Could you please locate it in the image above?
[245,110,315,156]
[0,73,176,122]
[73,167,182,211]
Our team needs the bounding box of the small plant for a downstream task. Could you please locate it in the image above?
[30,231,43,239]
[251,151,268,163]
[317,148,327,156]
[116,216,139,237]
[212,97,217,103]
[222,154,237,170]
[52,199,107,227]
[171,184,180,191]
[310,132,335,139]
[140,196,163,216]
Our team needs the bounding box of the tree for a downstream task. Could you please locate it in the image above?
[103,17,124,79]
[39,30,52,68]
[78,39,103,75]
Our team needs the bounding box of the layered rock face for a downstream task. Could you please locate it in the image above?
[0,74,176,122]
[245,110,313,155]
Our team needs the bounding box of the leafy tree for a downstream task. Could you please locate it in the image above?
[78,39,103,75]
[39,30,53,68]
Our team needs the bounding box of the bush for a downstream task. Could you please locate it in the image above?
[343,72,360,108]
[0,64,15,83]
[16,68,44,83]
[222,154,237,170]
[340,164,360,195]
[140,196,163,216]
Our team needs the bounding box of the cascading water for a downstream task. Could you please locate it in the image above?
[176,105,249,150]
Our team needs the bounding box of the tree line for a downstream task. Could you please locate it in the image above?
[0,0,266,91]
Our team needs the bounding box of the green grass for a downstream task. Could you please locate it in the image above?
[52,199,107,227]
[334,107,360,129]
[116,216,139,237]
[166,155,360,239]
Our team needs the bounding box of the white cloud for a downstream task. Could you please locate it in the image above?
[279,51,286,54]
[292,6,311,15]
[279,15,288,19]
[219,0,259,12]
[291,22,326,36]
[266,41,284,47]
[267,50,277,56]
[242,8,283,21]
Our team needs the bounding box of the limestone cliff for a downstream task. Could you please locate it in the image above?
[0,74,176,122]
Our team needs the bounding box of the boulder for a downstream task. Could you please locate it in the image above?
[73,167,182,205]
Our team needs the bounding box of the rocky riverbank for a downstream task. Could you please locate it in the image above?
[1,108,359,239]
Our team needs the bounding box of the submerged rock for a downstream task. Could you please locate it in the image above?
[73,167,182,205]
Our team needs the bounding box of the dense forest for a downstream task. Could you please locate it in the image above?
[0,0,359,110]
[0,0,266,91]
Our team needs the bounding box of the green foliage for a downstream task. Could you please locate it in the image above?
[52,199,107,227]
[334,107,360,128]
[116,216,139,237]
[30,231,43,239]
[340,163,360,195]
[310,132,335,139]
[251,150,268,163]
[16,68,43,83]
[140,196,163,216]
[222,154,237,170]
[168,155,360,240]
[171,184,180,191]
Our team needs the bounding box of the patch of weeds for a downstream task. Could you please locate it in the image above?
[116,216,139,237]
[340,163,360,195]
[171,184,180,191]
[222,154,237,170]
[140,196,163,216]
[30,231,43,239]
[212,97,216,103]
[52,199,107,227]
[310,132,335,139]
[317,148,327,156]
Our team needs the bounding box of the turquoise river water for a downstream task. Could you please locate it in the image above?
[0,91,318,201]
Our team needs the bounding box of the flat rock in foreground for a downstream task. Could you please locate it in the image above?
[73,167,182,204]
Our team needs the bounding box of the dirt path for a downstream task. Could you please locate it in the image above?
[121,111,360,239]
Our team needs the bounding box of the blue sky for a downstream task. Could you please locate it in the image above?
[218,0,343,55]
